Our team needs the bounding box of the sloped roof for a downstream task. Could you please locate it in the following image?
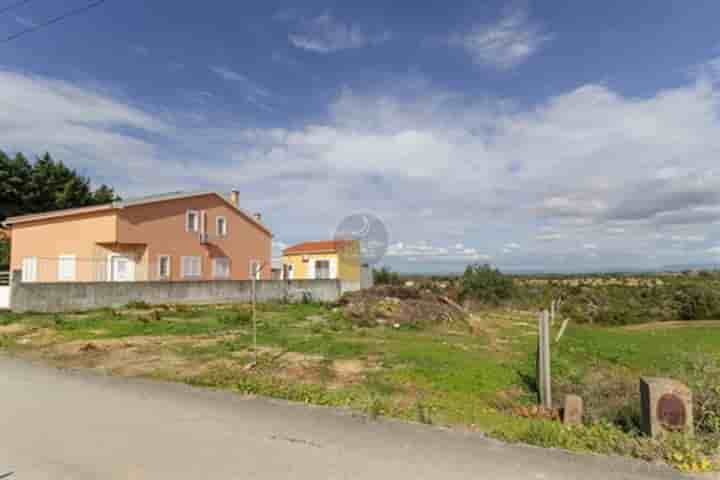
[283,240,353,255]
[2,191,271,236]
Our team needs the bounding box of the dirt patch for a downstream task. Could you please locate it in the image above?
[0,324,31,335]
[332,359,374,385]
[339,285,467,327]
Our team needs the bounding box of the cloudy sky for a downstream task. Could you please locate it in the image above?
[2,0,720,273]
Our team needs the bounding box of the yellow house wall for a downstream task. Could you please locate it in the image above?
[282,250,360,281]
[282,252,338,280]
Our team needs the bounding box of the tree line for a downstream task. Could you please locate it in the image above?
[0,151,118,269]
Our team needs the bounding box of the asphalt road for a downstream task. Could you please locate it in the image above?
[0,356,689,479]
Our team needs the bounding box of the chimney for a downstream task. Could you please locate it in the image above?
[253,213,262,222]
[230,189,239,207]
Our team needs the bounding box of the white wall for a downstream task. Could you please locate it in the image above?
[0,286,10,309]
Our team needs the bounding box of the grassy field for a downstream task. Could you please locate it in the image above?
[1,301,719,472]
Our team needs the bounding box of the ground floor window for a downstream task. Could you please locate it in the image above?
[315,260,330,279]
[158,255,171,279]
[58,255,76,281]
[22,257,37,282]
[181,256,202,278]
[213,257,230,279]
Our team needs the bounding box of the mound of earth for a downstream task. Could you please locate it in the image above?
[339,285,467,327]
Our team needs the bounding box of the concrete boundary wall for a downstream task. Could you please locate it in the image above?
[9,270,357,313]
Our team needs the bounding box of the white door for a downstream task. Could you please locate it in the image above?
[111,256,135,282]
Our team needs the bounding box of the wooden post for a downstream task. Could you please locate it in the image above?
[250,261,267,367]
[555,318,570,343]
[550,300,556,326]
[537,310,552,408]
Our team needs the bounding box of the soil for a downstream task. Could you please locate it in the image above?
[339,285,467,327]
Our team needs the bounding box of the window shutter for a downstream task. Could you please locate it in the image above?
[329,258,338,279]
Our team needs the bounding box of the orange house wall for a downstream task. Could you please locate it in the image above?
[9,211,118,282]
[9,194,272,282]
[116,194,272,281]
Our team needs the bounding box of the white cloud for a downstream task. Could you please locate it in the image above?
[13,15,37,28]
[536,233,568,242]
[708,246,720,255]
[387,241,489,263]
[450,6,551,69]
[505,242,521,249]
[5,66,720,271]
[583,243,598,250]
[209,66,273,110]
[287,13,389,53]
[0,69,171,188]
[670,234,706,243]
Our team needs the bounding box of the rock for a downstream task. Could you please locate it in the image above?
[640,377,693,438]
[562,394,583,425]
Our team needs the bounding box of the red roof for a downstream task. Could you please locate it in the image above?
[283,240,353,255]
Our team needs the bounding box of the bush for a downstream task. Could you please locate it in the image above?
[674,285,720,320]
[460,264,514,304]
[125,300,152,310]
[686,355,720,435]
[218,310,252,327]
[373,267,401,285]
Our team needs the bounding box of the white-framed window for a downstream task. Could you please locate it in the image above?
[216,216,228,237]
[249,260,261,280]
[58,255,77,281]
[181,256,202,278]
[186,210,199,232]
[158,255,171,280]
[315,260,330,279]
[213,257,230,279]
[22,257,37,282]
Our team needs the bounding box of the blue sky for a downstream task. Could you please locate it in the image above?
[3,0,720,272]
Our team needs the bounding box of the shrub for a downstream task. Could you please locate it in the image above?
[373,266,401,285]
[219,310,252,327]
[674,285,720,320]
[125,300,152,310]
[460,264,514,305]
[686,355,720,435]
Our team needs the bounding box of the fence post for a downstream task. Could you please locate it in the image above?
[537,309,552,408]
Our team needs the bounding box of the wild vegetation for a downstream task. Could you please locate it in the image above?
[1,268,719,472]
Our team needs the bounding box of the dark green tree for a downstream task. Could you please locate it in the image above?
[0,151,119,268]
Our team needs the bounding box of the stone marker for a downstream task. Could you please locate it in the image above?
[639,377,693,438]
[562,394,583,426]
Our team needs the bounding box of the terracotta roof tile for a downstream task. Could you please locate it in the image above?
[283,240,353,255]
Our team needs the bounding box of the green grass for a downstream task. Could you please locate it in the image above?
[2,301,719,471]
[554,323,720,375]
